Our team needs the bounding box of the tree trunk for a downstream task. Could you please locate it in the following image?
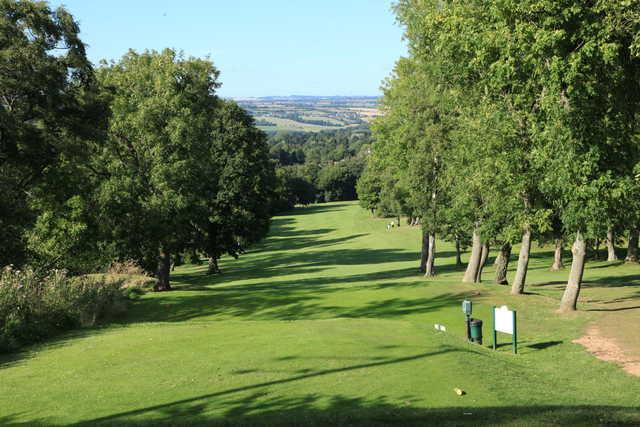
[559,232,586,312]
[455,238,463,266]
[207,257,220,275]
[397,215,401,227]
[173,253,183,268]
[625,229,639,263]
[419,229,429,273]
[425,233,436,277]
[593,238,601,260]
[511,227,532,295]
[154,248,172,291]
[463,228,482,283]
[606,228,618,262]
[190,248,202,265]
[475,243,490,282]
[550,239,564,271]
[494,243,511,285]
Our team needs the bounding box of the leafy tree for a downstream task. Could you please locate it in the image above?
[317,158,364,202]
[268,126,371,166]
[93,50,274,290]
[272,165,317,213]
[0,0,104,266]
[197,100,276,274]
[384,0,640,311]
[356,161,382,215]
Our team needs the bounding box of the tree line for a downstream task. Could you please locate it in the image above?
[1,1,275,289]
[358,0,640,312]
[270,127,370,211]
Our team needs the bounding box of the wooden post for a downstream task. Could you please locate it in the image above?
[492,306,497,350]
[512,310,517,354]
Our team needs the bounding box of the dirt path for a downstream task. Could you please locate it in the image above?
[574,323,640,377]
[574,277,640,377]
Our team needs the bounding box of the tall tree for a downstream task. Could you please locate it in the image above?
[532,1,640,312]
[0,0,103,266]
[197,100,275,273]
[93,49,274,290]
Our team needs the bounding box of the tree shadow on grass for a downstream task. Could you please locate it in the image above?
[531,272,640,290]
[125,270,468,323]
[587,305,640,312]
[175,245,463,290]
[582,274,640,289]
[4,401,639,426]
[127,212,470,322]
[0,326,123,371]
[526,340,563,350]
[171,245,414,290]
[275,202,355,217]
[256,230,369,253]
[588,260,626,269]
[13,342,631,427]
[69,348,467,426]
[267,219,335,238]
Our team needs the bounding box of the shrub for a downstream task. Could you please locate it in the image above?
[0,266,128,352]
[107,259,148,276]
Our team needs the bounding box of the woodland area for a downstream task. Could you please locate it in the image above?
[270,127,370,210]
[0,1,276,348]
[357,0,640,312]
[0,2,275,284]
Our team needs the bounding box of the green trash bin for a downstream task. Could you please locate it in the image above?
[470,318,483,345]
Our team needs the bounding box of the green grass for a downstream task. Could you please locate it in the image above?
[1,201,639,426]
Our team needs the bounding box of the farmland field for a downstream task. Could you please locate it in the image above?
[235,96,380,133]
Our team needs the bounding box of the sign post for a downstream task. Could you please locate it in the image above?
[462,300,472,342]
[492,305,517,354]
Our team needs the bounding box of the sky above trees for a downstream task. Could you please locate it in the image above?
[47,0,406,98]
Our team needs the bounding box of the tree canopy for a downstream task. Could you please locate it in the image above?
[0,0,105,266]
[90,49,275,289]
[1,1,277,290]
[361,0,640,311]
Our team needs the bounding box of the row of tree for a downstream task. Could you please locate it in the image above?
[270,128,369,210]
[1,1,275,289]
[268,126,371,165]
[359,0,640,312]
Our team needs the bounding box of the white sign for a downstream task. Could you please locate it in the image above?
[494,305,514,334]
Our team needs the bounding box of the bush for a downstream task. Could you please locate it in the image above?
[107,259,148,276]
[0,266,128,352]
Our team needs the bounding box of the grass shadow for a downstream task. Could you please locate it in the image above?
[526,340,563,350]
[74,348,460,426]
[124,271,468,322]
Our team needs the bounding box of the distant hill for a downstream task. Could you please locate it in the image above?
[233,96,381,132]
[233,95,379,102]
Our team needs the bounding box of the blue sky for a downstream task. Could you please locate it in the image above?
[49,1,406,97]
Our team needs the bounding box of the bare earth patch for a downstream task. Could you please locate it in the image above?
[574,325,640,377]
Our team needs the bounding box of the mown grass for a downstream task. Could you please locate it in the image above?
[1,201,639,426]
